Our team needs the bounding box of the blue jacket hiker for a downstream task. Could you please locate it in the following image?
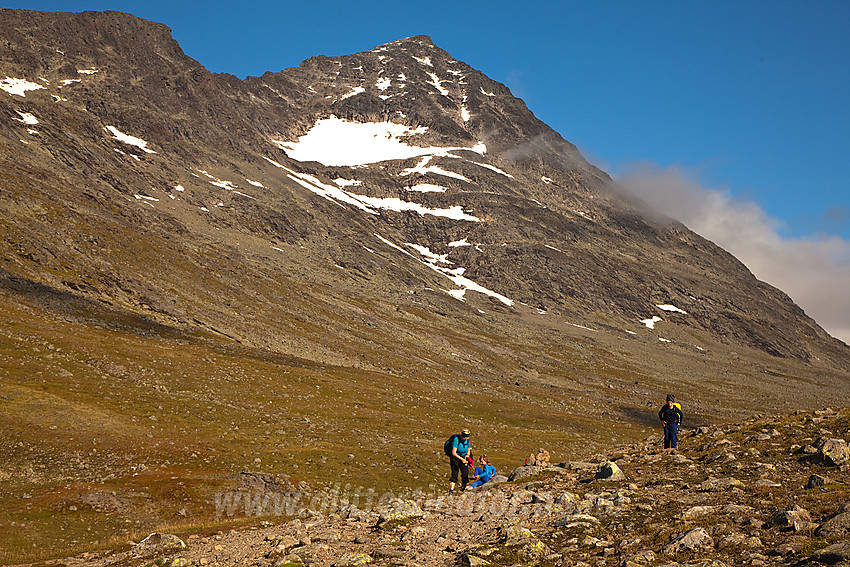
[469,455,496,488]
[659,394,683,449]
[446,429,471,492]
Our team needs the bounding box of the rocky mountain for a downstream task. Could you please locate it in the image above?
[0,9,849,563]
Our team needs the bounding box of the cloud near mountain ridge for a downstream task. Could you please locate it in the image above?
[617,163,850,346]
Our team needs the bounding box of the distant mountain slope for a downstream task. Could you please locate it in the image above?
[1,10,846,371]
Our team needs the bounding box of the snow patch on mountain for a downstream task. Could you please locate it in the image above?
[105,126,156,154]
[13,111,39,125]
[403,242,514,306]
[425,71,449,96]
[272,115,485,167]
[657,304,688,314]
[400,156,471,182]
[1,77,45,97]
[268,160,479,221]
[340,86,365,100]
[641,316,663,329]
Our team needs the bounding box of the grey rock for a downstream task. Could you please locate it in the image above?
[499,522,534,546]
[816,512,850,538]
[679,505,718,519]
[809,541,850,564]
[768,505,812,532]
[130,533,187,557]
[623,549,656,565]
[333,552,372,566]
[662,527,714,554]
[819,438,850,466]
[377,499,423,525]
[699,477,744,491]
[507,465,546,481]
[807,474,830,489]
[594,461,625,481]
[460,555,491,567]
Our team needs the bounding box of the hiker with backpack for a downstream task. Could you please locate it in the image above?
[445,429,472,493]
[659,394,683,449]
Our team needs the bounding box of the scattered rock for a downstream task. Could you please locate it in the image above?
[662,527,714,554]
[818,438,850,466]
[376,499,423,525]
[816,512,850,538]
[461,554,490,566]
[768,504,812,532]
[507,465,546,481]
[699,477,744,491]
[130,533,187,557]
[680,505,719,519]
[594,461,625,481]
[752,478,781,488]
[809,541,850,564]
[499,522,534,546]
[807,474,831,489]
[333,552,372,566]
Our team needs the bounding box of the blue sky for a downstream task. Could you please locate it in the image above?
[5,1,850,342]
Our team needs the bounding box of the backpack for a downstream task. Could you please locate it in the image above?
[443,434,460,456]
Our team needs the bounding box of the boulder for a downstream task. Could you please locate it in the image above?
[526,448,550,467]
[809,541,850,564]
[819,438,850,466]
[377,499,423,525]
[662,527,714,554]
[333,552,372,566]
[807,474,831,489]
[816,512,850,538]
[130,533,187,557]
[460,555,490,567]
[499,522,534,546]
[699,477,744,491]
[680,505,719,519]
[595,461,625,481]
[507,465,546,482]
[768,505,812,532]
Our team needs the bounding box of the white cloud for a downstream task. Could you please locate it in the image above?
[617,163,850,345]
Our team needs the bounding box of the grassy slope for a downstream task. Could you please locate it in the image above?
[0,272,848,563]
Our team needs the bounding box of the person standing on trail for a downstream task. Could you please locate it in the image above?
[659,394,683,449]
[448,429,471,493]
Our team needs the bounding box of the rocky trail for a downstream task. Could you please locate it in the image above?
[32,408,850,567]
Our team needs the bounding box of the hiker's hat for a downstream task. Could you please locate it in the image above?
[666,394,675,402]
[461,428,471,436]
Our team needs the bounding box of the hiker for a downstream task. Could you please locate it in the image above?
[446,428,471,493]
[659,394,683,449]
[469,454,496,489]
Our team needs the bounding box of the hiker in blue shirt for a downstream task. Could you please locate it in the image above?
[448,429,471,492]
[469,454,496,488]
[659,394,683,449]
